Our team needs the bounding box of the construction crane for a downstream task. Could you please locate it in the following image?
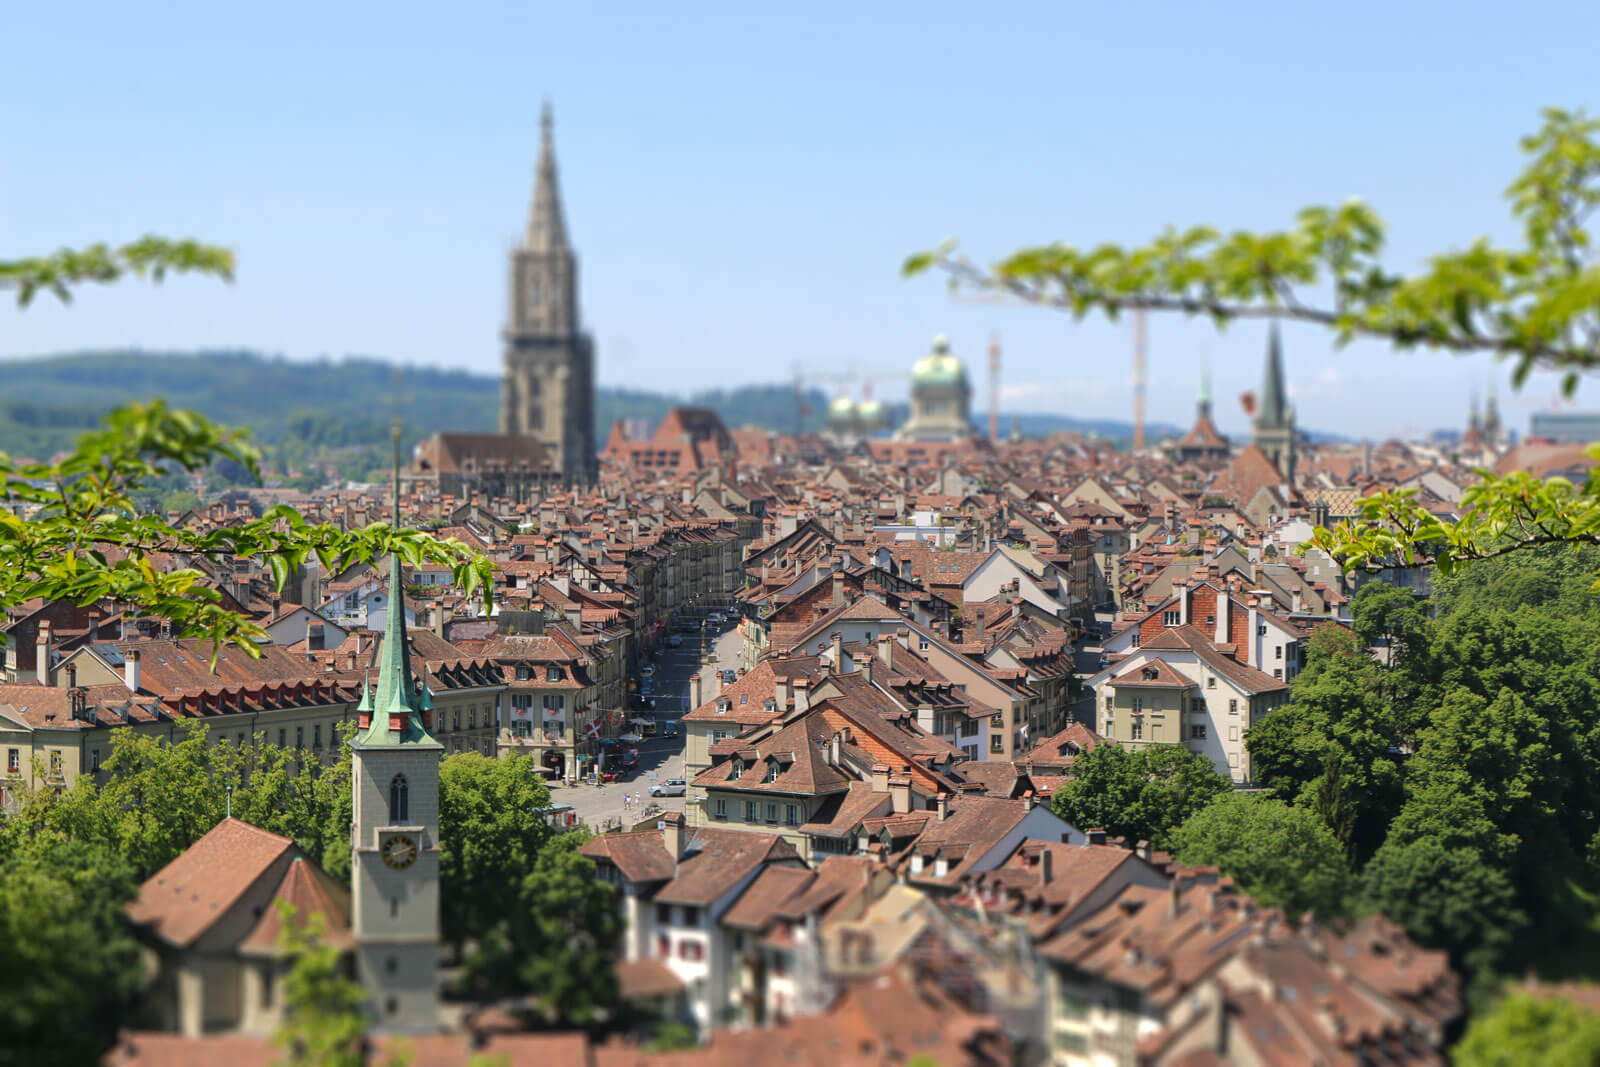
[987,331,1001,443]
[1132,309,1148,451]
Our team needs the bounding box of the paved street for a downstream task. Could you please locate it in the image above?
[551,615,746,832]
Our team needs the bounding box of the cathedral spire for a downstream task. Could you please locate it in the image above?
[1258,321,1288,429]
[525,100,569,252]
[1198,361,1212,420]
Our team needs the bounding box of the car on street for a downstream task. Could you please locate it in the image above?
[641,664,655,677]
[661,720,678,738]
[667,635,683,648]
[707,612,721,625]
[651,778,687,797]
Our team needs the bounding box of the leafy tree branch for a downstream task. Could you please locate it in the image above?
[0,400,494,661]
[1,237,235,307]
[905,107,1600,392]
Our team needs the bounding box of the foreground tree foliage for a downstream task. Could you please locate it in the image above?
[439,752,563,952]
[908,107,1600,581]
[0,727,618,1049]
[0,836,142,1067]
[1169,793,1353,920]
[458,831,622,1025]
[1244,551,1600,986]
[273,906,367,1067]
[0,401,493,661]
[1049,742,1229,850]
[1454,990,1600,1067]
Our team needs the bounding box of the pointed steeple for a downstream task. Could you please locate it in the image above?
[353,429,438,748]
[1258,322,1288,429]
[1197,362,1213,421]
[525,100,569,253]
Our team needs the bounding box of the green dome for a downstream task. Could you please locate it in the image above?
[828,395,857,415]
[857,398,884,418]
[911,334,969,389]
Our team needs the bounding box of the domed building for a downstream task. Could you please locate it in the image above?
[894,334,976,442]
[826,395,859,437]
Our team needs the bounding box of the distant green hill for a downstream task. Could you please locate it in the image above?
[0,348,1206,463]
[0,350,841,460]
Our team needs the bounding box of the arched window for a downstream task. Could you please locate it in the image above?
[389,774,409,823]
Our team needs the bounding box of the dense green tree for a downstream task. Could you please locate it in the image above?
[233,723,356,883]
[907,107,1600,581]
[0,836,142,1067]
[1361,836,1522,979]
[1050,743,1229,850]
[1246,624,1404,864]
[458,831,621,1025]
[1454,991,1600,1067]
[438,752,558,952]
[1169,793,1353,920]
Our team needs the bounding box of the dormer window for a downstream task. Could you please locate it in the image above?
[730,757,745,778]
[763,759,781,784]
[910,853,925,874]
[764,699,777,712]
[547,666,562,682]
[516,666,532,681]
[717,699,731,713]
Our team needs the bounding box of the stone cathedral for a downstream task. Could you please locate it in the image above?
[500,103,598,484]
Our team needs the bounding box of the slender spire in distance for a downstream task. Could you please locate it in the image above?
[1258,321,1288,428]
[525,99,569,252]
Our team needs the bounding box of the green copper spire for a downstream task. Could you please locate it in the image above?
[353,426,440,749]
[1198,362,1213,420]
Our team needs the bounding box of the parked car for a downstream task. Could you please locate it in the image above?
[667,635,683,648]
[661,720,678,738]
[641,664,655,677]
[651,778,687,798]
[707,612,722,625]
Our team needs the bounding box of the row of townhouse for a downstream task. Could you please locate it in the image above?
[0,633,507,802]
[580,810,1460,1064]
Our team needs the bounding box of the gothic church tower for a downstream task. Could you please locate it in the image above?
[1253,322,1297,484]
[349,476,444,1031]
[500,102,597,484]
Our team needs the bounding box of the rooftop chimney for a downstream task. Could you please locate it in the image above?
[975,607,986,643]
[793,679,811,712]
[661,811,686,864]
[307,620,325,652]
[936,792,949,822]
[1040,847,1053,884]
[832,571,845,607]
[830,632,844,672]
[124,648,141,692]
[774,676,791,711]
[877,632,894,668]
[690,672,702,710]
[870,763,890,793]
[35,622,53,687]
[1087,827,1108,846]
[889,776,912,815]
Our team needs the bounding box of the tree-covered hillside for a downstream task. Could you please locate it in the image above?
[0,348,1180,462]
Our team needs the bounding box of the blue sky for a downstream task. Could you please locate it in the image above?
[4,2,1596,439]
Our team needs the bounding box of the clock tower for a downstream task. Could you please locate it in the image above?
[349,465,444,1031]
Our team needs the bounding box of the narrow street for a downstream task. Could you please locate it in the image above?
[553,614,746,832]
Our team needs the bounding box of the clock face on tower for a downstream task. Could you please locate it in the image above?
[381,833,418,871]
